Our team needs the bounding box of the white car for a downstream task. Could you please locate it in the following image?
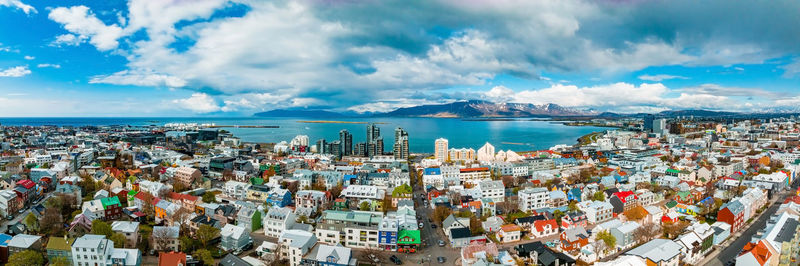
[419,222,424,228]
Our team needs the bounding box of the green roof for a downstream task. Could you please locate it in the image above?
[251,177,264,185]
[666,200,678,208]
[676,191,690,200]
[665,169,680,174]
[100,196,121,208]
[128,190,138,196]
[46,237,74,251]
[397,230,421,245]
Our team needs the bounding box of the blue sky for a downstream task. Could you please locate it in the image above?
[1,0,800,116]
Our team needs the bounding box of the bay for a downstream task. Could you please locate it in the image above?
[0,117,605,153]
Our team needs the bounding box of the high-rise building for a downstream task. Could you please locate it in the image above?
[339,129,353,156]
[366,123,383,158]
[329,140,342,158]
[316,139,327,154]
[393,127,409,160]
[435,138,449,162]
[653,119,667,135]
[354,142,367,157]
[643,114,655,132]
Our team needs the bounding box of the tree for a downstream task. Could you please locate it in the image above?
[596,230,616,252]
[91,220,113,237]
[196,224,220,247]
[194,249,215,266]
[568,201,579,212]
[592,191,606,201]
[39,207,64,236]
[553,210,564,226]
[662,221,689,238]
[633,223,659,244]
[502,196,519,215]
[7,250,44,266]
[359,201,371,211]
[180,236,196,253]
[431,206,452,226]
[110,232,127,248]
[49,256,70,266]
[202,191,216,203]
[330,183,343,198]
[152,226,178,251]
[23,213,38,233]
[469,216,483,235]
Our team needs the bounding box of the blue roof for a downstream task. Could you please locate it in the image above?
[424,168,441,175]
[0,234,12,247]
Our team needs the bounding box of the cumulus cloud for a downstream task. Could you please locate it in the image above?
[23,55,34,60]
[43,0,800,113]
[48,6,124,51]
[638,74,688,82]
[0,66,31,77]
[171,93,219,113]
[0,0,35,14]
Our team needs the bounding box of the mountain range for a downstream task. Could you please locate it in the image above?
[253,100,795,118]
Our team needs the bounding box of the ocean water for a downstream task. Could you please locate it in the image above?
[0,117,606,153]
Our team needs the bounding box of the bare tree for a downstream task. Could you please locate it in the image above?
[502,196,519,215]
[152,226,177,251]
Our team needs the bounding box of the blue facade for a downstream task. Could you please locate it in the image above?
[378,230,397,250]
[266,190,292,207]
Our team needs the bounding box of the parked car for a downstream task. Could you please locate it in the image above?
[368,254,380,263]
[431,224,437,229]
[438,240,445,247]
[437,257,446,263]
[390,255,402,265]
[419,222,424,228]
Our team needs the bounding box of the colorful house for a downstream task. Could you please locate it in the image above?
[396,230,420,253]
[100,196,122,220]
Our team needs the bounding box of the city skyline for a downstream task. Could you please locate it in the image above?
[2,0,800,116]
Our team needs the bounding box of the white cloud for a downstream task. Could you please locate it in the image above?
[89,70,186,87]
[48,6,124,51]
[171,93,219,113]
[51,34,85,47]
[638,74,689,81]
[781,57,800,78]
[37,63,61,68]
[23,55,34,60]
[483,86,515,103]
[0,0,35,14]
[0,66,31,77]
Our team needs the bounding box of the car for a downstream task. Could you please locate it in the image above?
[368,254,380,263]
[389,255,402,265]
[431,224,437,229]
[419,222,424,228]
[437,257,446,263]
[428,218,433,223]
[242,241,254,251]
[438,240,445,247]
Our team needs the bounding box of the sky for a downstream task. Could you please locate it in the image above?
[1,0,800,117]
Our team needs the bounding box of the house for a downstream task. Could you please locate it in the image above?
[736,240,777,266]
[224,181,250,200]
[579,200,613,224]
[531,218,559,238]
[610,221,640,249]
[236,206,262,232]
[8,234,42,256]
[279,229,317,266]
[263,207,296,238]
[710,222,731,245]
[266,188,292,207]
[111,221,140,248]
[220,224,252,252]
[624,239,682,266]
[478,180,505,203]
[559,226,589,252]
[449,227,486,248]
[295,190,328,215]
[167,192,201,212]
[461,242,500,265]
[304,243,356,266]
[315,210,383,249]
[218,253,250,266]
[396,229,420,253]
[154,200,180,224]
[515,242,576,266]
[158,251,187,266]
[482,216,504,233]
[68,213,93,237]
[174,167,201,187]
[72,235,114,266]
[497,224,522,243]
[151,226,180,252]
[675,222,714,264]
[560,210,588,230]
[46,236,74,264]
[442,214,470,238]
[718,200,745,233]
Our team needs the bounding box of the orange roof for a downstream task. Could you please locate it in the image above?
[168,192,199,202]
[461,167,489,172]
[739,240,772,265]
[158,252,187,266]
[500,224,521,232]
[468,201,482,208]
[784,196,800,204]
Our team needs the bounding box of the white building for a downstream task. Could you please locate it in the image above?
[518,187,549,212]
[478,180,505,203]
[279,229,317,266]
[264,207,297,238]
[477,142,496,162]
[71,235,114,266]
[434,138,448,162]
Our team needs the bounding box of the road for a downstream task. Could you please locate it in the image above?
[0,194,52,233]
[707,177,799,266]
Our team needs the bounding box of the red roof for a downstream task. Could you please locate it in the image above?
[533,219,558,232]
[784,196,800,204]
[158,252,187,266]
[460,167,489,172]
[16,180,35,189]
[613,191,637,203]
[739,241,773,265]
[168,192,199,202]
